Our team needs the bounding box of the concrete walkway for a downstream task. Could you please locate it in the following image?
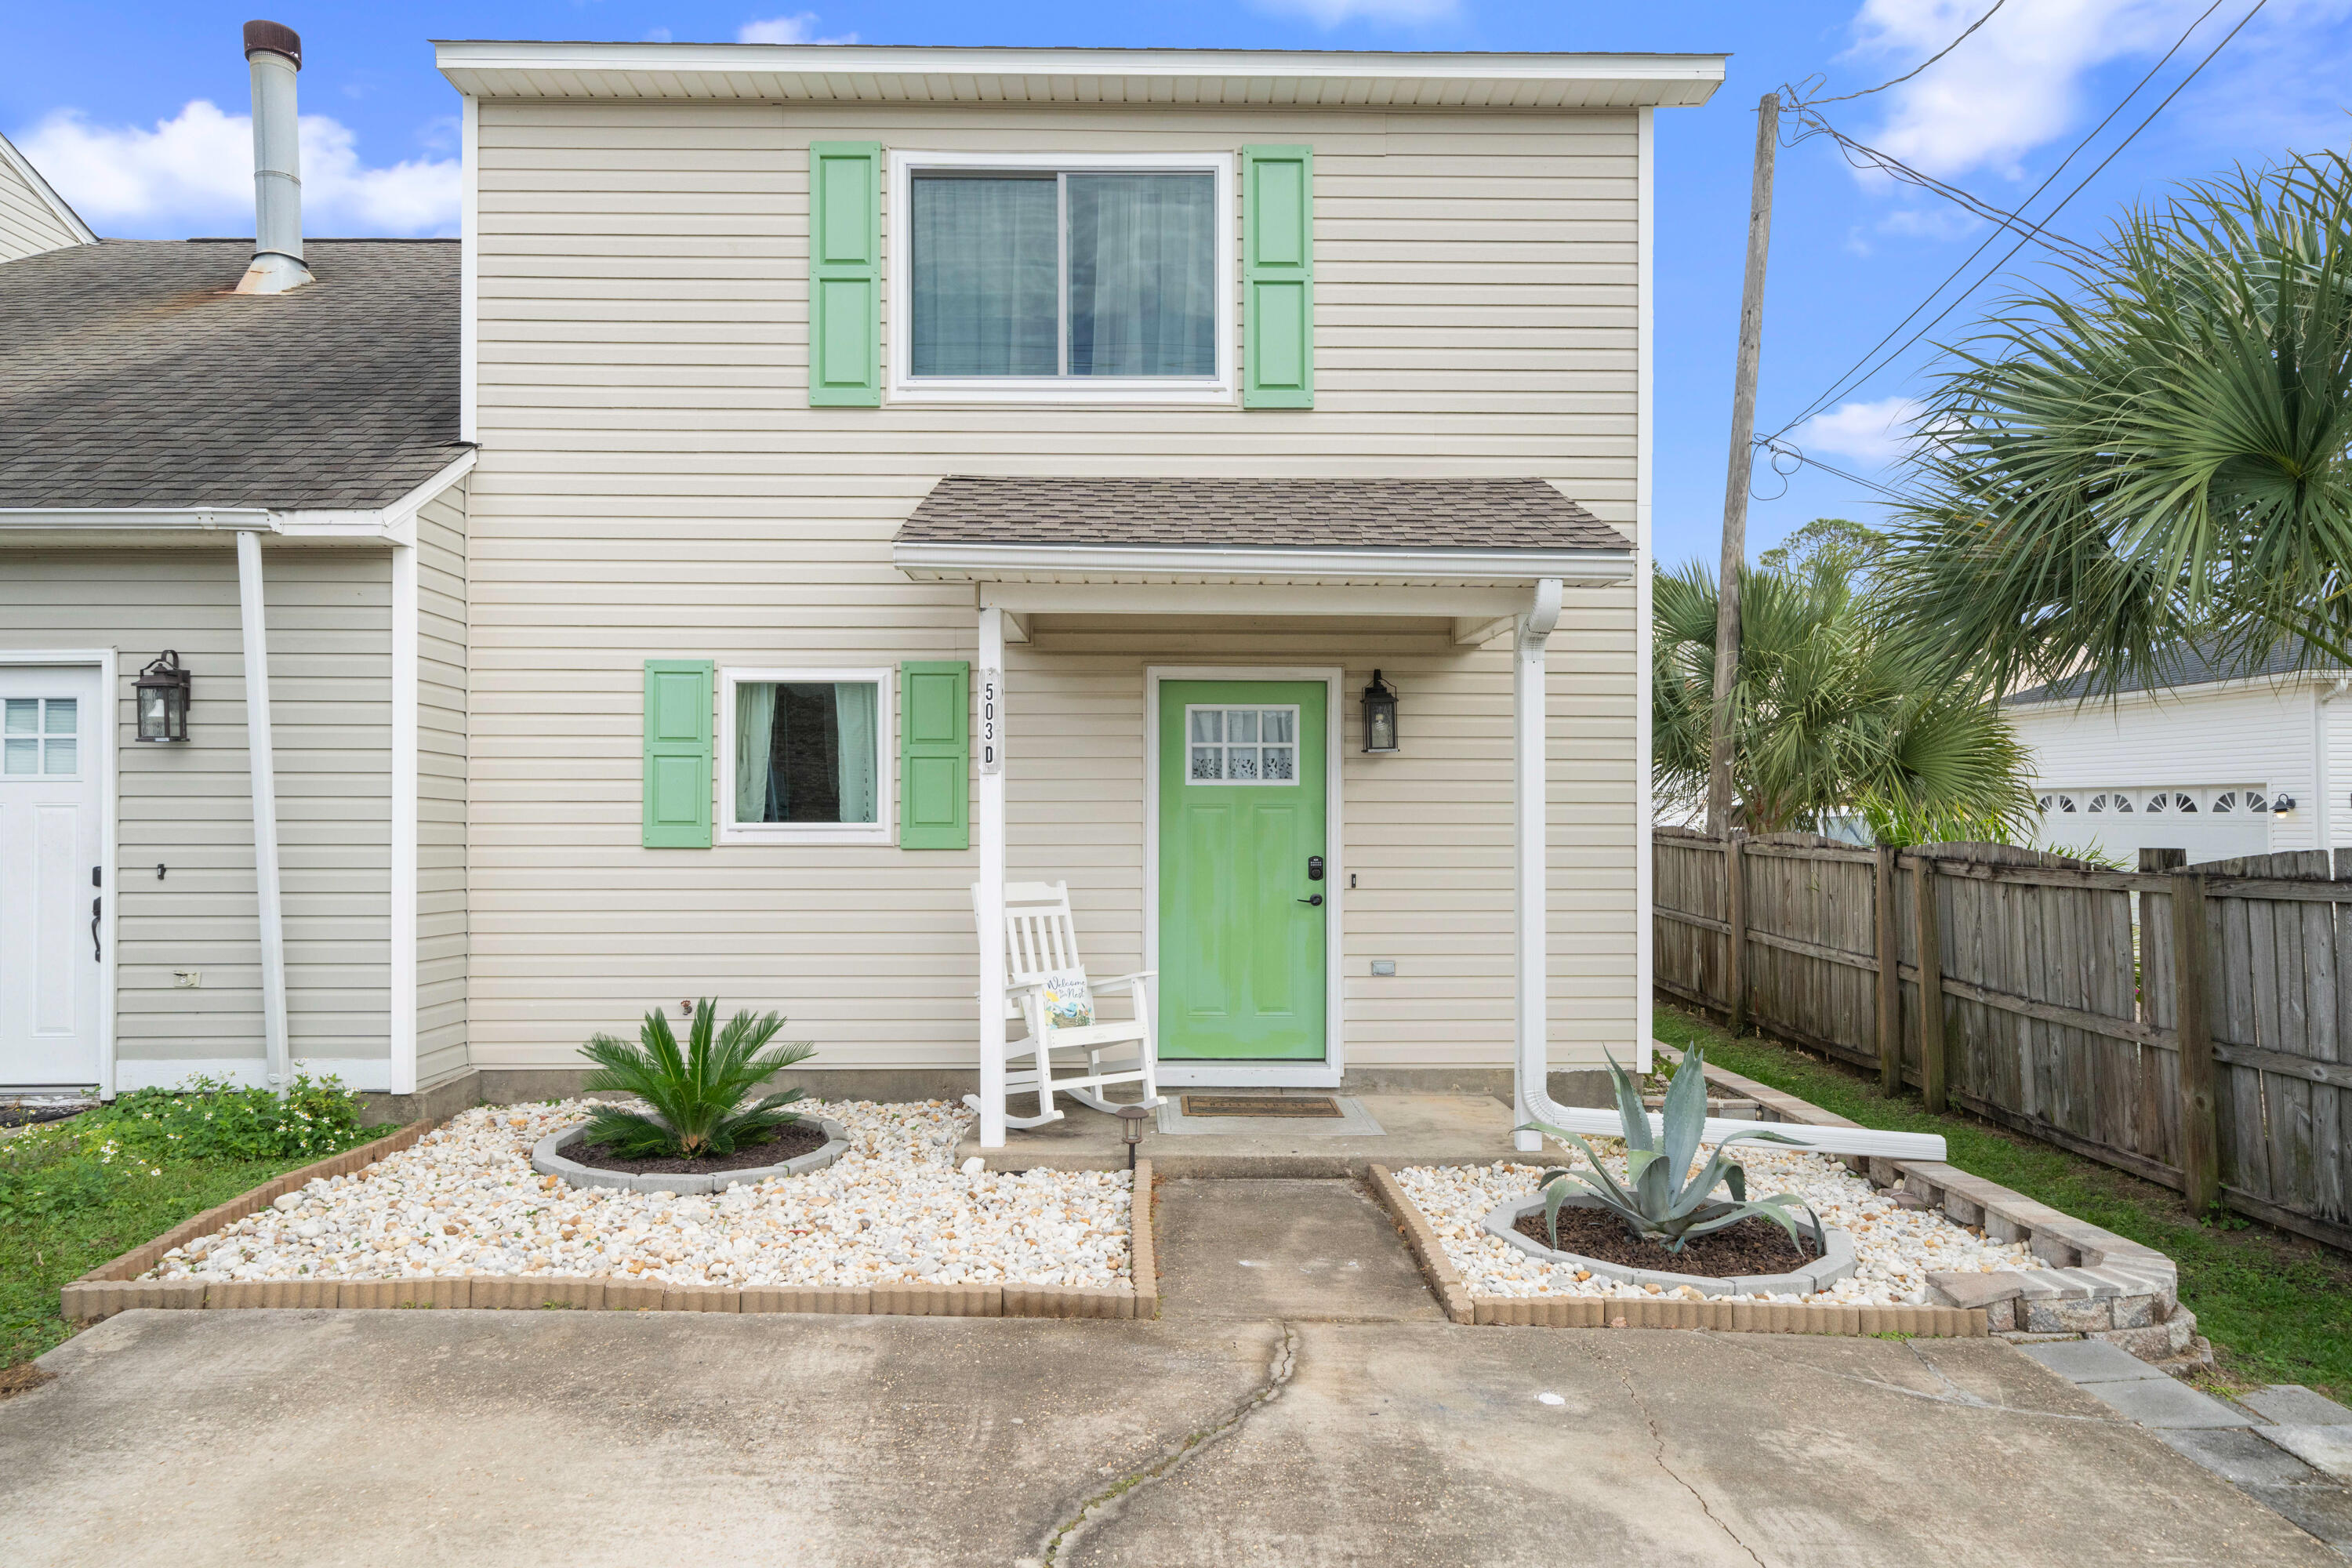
[4,1305,2336,1567]
[1153,1178,1446,1323]
[956,1093,1525,1176]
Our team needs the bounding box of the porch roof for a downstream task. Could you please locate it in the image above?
[898,476,1625,553]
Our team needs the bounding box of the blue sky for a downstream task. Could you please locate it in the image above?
[9,2,2349,567]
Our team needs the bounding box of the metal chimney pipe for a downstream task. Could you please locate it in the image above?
[235,20,314,295]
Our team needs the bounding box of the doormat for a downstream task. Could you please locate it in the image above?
[1181,1094,1345,1120]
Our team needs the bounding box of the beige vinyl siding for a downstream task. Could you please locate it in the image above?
[0,546,393,1080]
[416,489,472,1087]
[0,151,84,262]
[469,99,1642,1073]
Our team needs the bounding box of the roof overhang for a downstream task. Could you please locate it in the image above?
[0,450,476,550]
[434,42,1726,111]
[896,539,1632,621]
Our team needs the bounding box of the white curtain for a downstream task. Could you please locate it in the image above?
[734,681,777,824]
[1067,172,1216,377]
[834,682,879,824]
[909,175,1058,376]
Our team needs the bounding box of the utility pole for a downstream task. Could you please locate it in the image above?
[1705,92,1779,837]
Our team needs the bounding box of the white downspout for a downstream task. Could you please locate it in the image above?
[2318,678,2348,858]
[975,607,1008,1147]
[1513,578,1565,1153]
[237,531,292,1092]
[390,543,419,1096]
[1508,570,1951,1163]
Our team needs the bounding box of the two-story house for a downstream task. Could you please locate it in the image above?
[0,32,1723,1149]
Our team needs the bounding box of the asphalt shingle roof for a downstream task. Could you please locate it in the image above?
[2005,641,2346,705]
[895,475,1629,552]
[0,238,461,512]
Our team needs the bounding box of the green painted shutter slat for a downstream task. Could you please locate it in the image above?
[808,141,882,407]
[642,660,713,848]
[899,661,970,850]
[1243,144,1314,409]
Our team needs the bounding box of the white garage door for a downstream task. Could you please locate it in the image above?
[2031,786,2274,867]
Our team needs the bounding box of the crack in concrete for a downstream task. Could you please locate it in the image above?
[1592,1340,1769,1568]
[1029,1320,1300,1568]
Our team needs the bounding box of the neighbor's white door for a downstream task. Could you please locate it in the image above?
[0,666,105,1086]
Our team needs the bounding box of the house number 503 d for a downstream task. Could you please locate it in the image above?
[978,667,1003,775]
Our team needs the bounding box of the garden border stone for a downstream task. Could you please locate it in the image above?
[1657,1045,2201,1365]
[1367,1163,1986,1336]
[529,1117,850,1194]
[1477,1192,1858,1295]
[60,1130,1156,1326]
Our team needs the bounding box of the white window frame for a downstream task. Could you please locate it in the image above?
[1181,703,1303,786]
[887,149,1237,406]
[718,666,895,847]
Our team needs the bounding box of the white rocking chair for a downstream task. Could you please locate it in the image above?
[967,880,1163,1128]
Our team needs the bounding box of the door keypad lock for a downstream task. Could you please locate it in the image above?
[1307,855,1325,881]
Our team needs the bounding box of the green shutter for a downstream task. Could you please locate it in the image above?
[642,660,713,848]
[808,141,882,407]
[899,661,970,850]
[1243,144,1314,408]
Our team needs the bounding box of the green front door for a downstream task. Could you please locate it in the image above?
[1158,680,1327,1061]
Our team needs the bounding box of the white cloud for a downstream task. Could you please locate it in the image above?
[1253,0,1461,25]
[1795,396,1928,470]
[739,13,859,45]
[1845,0,2205,180]
[1877,205,1984,241]
[16,100,457,236]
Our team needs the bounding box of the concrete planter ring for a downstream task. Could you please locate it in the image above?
[533,1117,851,1196]
[1481,1192,1857,1298]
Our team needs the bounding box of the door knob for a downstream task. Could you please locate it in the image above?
[1297,893,1324,906]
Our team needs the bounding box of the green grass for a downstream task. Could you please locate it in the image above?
[1653,1001,2352,1400]
[1,1076,389,1373]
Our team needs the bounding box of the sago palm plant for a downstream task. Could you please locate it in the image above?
[1882,151,2352,700]
[1519,1046,1824,1255]
[578,1000,815,1160]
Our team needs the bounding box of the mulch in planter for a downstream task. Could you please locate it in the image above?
[1513,1202,1819,1276]
[563,1118,830,1176]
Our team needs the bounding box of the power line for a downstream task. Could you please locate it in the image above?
[1789,0,2010,108]
[1766,0,2245,446]
[1787,113,2103,267]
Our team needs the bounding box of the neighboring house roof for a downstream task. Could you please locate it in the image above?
[0,238,462,513]
[0,130,96,262]
[437,42,1727,110]
[895,476,1629,553]
[2005,642,2347,706]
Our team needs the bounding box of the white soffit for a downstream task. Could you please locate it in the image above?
[433,42,1726,111]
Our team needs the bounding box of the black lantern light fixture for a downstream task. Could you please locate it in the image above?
[135,651,192,743]
[1361,669,1399,753]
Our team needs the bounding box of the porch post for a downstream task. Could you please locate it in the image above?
[976,605,1008,1147]
[1513,579,1563,1152]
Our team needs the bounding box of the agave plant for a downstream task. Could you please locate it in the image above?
[1518,1046,1824,1256]
[578,999,815,1160]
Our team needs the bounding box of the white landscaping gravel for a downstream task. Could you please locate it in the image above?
[142,1099,1132,1290]
[1398,1143,2036,1305]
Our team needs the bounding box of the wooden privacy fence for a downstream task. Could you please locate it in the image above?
[1653,827,2352,1254]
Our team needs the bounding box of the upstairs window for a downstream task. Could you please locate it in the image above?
[893,153,1234,401]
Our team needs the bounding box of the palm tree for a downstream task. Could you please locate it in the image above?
[1881,151,2352,700]
[1653,553,2035,838]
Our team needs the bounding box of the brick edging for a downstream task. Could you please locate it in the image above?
[1370,1160,1986,1338]
[64,1126,1156,1326]
[1658,1044,2196,1359]
[1367,1163,1473,1323]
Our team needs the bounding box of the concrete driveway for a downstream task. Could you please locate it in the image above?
[2,1308,2330,1567]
